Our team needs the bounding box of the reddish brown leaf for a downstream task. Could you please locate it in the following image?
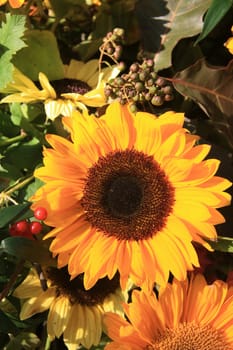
[172,58,233,149]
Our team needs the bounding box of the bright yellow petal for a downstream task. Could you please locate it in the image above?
[44,99,75,119]
[9,0,25,7]
[224,36,233,55]
[47,296,71,339]
[13,270,42,298]
[38,72,56,98]
[20,288,55,320]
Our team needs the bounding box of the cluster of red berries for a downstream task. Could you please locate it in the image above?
[9,207,48,239]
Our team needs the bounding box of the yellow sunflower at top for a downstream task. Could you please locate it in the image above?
[0,59,120,120]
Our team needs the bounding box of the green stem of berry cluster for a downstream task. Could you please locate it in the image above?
[0,133,27,147]
[99,41,119,72]
[5,175,34,196]
[98,44,117,77]
[0,175,34,207]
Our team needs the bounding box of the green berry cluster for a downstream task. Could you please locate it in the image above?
[104,59,174,111]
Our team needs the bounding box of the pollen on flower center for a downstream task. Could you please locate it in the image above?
[50,78,91,96]
[81,149,175,241]
[46,267,120,306]
[147,322,230,350]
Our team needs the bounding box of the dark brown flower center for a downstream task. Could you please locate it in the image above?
[81,149,175,241]
[50,78,91,96]
[46,267,120,306]
[146,322,230,350]
[103,175,143,218]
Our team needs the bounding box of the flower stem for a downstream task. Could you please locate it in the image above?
[0,133,27,147]
[0,259,25,302]
[6,175,35,196]
[44,336,51,350]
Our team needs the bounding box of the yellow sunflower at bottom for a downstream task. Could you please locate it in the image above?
[0,59,120,120]
[14,267,126,350]
[31,102,231,290]
[104,274,233,350]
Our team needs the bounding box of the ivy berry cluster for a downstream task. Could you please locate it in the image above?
[99,27,125,64]
[104,59,174,112]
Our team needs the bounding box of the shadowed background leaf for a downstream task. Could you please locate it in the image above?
[0,203,32,228]
[173,58,233,150]
[209,236,233,253]
[0,237,55,265]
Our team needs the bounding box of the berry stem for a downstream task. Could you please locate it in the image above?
[4,175,34,196]
[0,133,27,147]
[0,259,25,302]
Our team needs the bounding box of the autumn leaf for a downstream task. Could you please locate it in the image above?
[136,0,211,71]
[172,58,233,149]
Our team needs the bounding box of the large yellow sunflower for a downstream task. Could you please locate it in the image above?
[14,266,126,350]
[104,273,233,350]
[31,102,231,290]
[0,59,120,120]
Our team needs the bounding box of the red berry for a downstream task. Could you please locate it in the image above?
[29,221,42,235]
[9,222,34,240]
[15,220,29,233]
[9,223,18,236]
[33,207,48,221]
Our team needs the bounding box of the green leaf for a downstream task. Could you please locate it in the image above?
[0,162,23,181]
[23,178,44,201]
[209,236,233,253]
[13,30,64,81]
[73,38,103,62]
[0,332,9,349]
[172,58,233,150]
[0,52,14,90]
[5,332,40,350]
[0,109,19,138]
[0,14,27,90]
[0,310,18,333]
[195,0,233,44]
[0,237,55,265]
[136,0,211,71]
[0,14,26,54]
[4,138,42,171]
[0,203,31,229]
